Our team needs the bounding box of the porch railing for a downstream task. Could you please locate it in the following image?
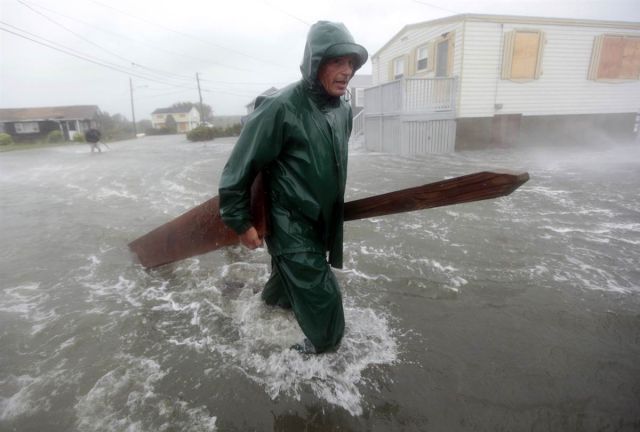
[363,77,457,117]
[351,110,365,138]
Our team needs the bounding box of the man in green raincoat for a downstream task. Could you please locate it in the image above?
[218,21,368,354]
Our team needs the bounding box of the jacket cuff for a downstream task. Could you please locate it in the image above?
[223,217,253,236]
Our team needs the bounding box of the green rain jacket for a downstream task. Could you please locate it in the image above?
[219,22,367,269]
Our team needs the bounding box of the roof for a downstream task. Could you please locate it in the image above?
[373,13,640,58]
[0,105,100,122]
[152,106,195,114]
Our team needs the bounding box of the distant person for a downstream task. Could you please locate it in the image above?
[218,21,368,354]
[85,128,102,153]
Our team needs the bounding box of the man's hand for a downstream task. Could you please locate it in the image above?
[239,226,263,249]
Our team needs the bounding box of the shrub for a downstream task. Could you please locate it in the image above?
[0,133,14,146]
[47,130,64,143]
[165,115,178,133]
[187,125,216,142]
[73,132,85,142]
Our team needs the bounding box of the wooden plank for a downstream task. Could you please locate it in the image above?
[128,173,268,269]
[129,171,529,269]
[344,170,528,221]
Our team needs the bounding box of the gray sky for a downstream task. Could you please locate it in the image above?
[1,0,639,119]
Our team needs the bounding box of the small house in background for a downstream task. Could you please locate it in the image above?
[0,105,101,142]
[366,14,640,153]
[151,106,200,133]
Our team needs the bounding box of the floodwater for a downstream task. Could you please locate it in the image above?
[1,135,639,431]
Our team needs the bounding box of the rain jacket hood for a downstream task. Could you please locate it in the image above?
[300,21,368,91]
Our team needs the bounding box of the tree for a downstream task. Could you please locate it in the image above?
[137,119,152,132]
[165,114,177,133]
[96,111,134,141]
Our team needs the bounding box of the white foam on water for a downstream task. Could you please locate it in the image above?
[542,225,610,235]
[74,354,217,432]
[206,286,399,416]
[555,256,638,294]
[339,267,392,282]
[358,245,403,260]
[524,185,576,208]
[0,363,79,422]
[78,256,142,310]
[1,282,60,335]
[91,186,139,201]
[602,222,640,232]
[144,257,399,417]
[0,375,40,421]
[0,282,46,319]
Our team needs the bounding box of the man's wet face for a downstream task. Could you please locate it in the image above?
[318,55,356,97]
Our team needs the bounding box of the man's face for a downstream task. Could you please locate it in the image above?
[318,55,356,97]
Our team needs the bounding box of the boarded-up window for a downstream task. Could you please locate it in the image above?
[502,30,545,80]
[589,35,640,80]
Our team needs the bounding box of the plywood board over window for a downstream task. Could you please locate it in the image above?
[502,30,545,81]
[589,35,640,81]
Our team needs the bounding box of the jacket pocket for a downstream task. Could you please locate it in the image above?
[271,188,321,222]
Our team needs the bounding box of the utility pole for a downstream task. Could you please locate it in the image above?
[129,77,137,137]
[196,72,204,125]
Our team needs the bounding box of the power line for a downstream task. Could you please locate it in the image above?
[136,88,196,100]
[197,77,290,86]
[0,23,198,90]
[1,23,271,103]
[87,0,289,70]
[412,0,460,14]
[16,0,196,84]
[263,0,311,26]
[14,0,255,74]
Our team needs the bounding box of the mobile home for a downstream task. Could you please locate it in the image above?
[366,14,640,153]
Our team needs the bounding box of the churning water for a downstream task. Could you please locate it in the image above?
[1,135,639,431]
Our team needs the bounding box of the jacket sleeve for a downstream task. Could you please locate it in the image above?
[218,98,285,234]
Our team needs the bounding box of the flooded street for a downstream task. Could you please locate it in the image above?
[1,135,639,431]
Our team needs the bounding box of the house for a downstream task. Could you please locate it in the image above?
[0,105,101,142]
[151,106,200,133]
[347,74,372,141]
[365,14,640,153]
[348,74,372,116]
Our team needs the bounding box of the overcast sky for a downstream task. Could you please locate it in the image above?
[1,0,639,119]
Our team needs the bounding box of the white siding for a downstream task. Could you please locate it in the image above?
[372,21,464,85]
[459,21,640,118]
[457,22,503,118]
[374,16,640,119]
